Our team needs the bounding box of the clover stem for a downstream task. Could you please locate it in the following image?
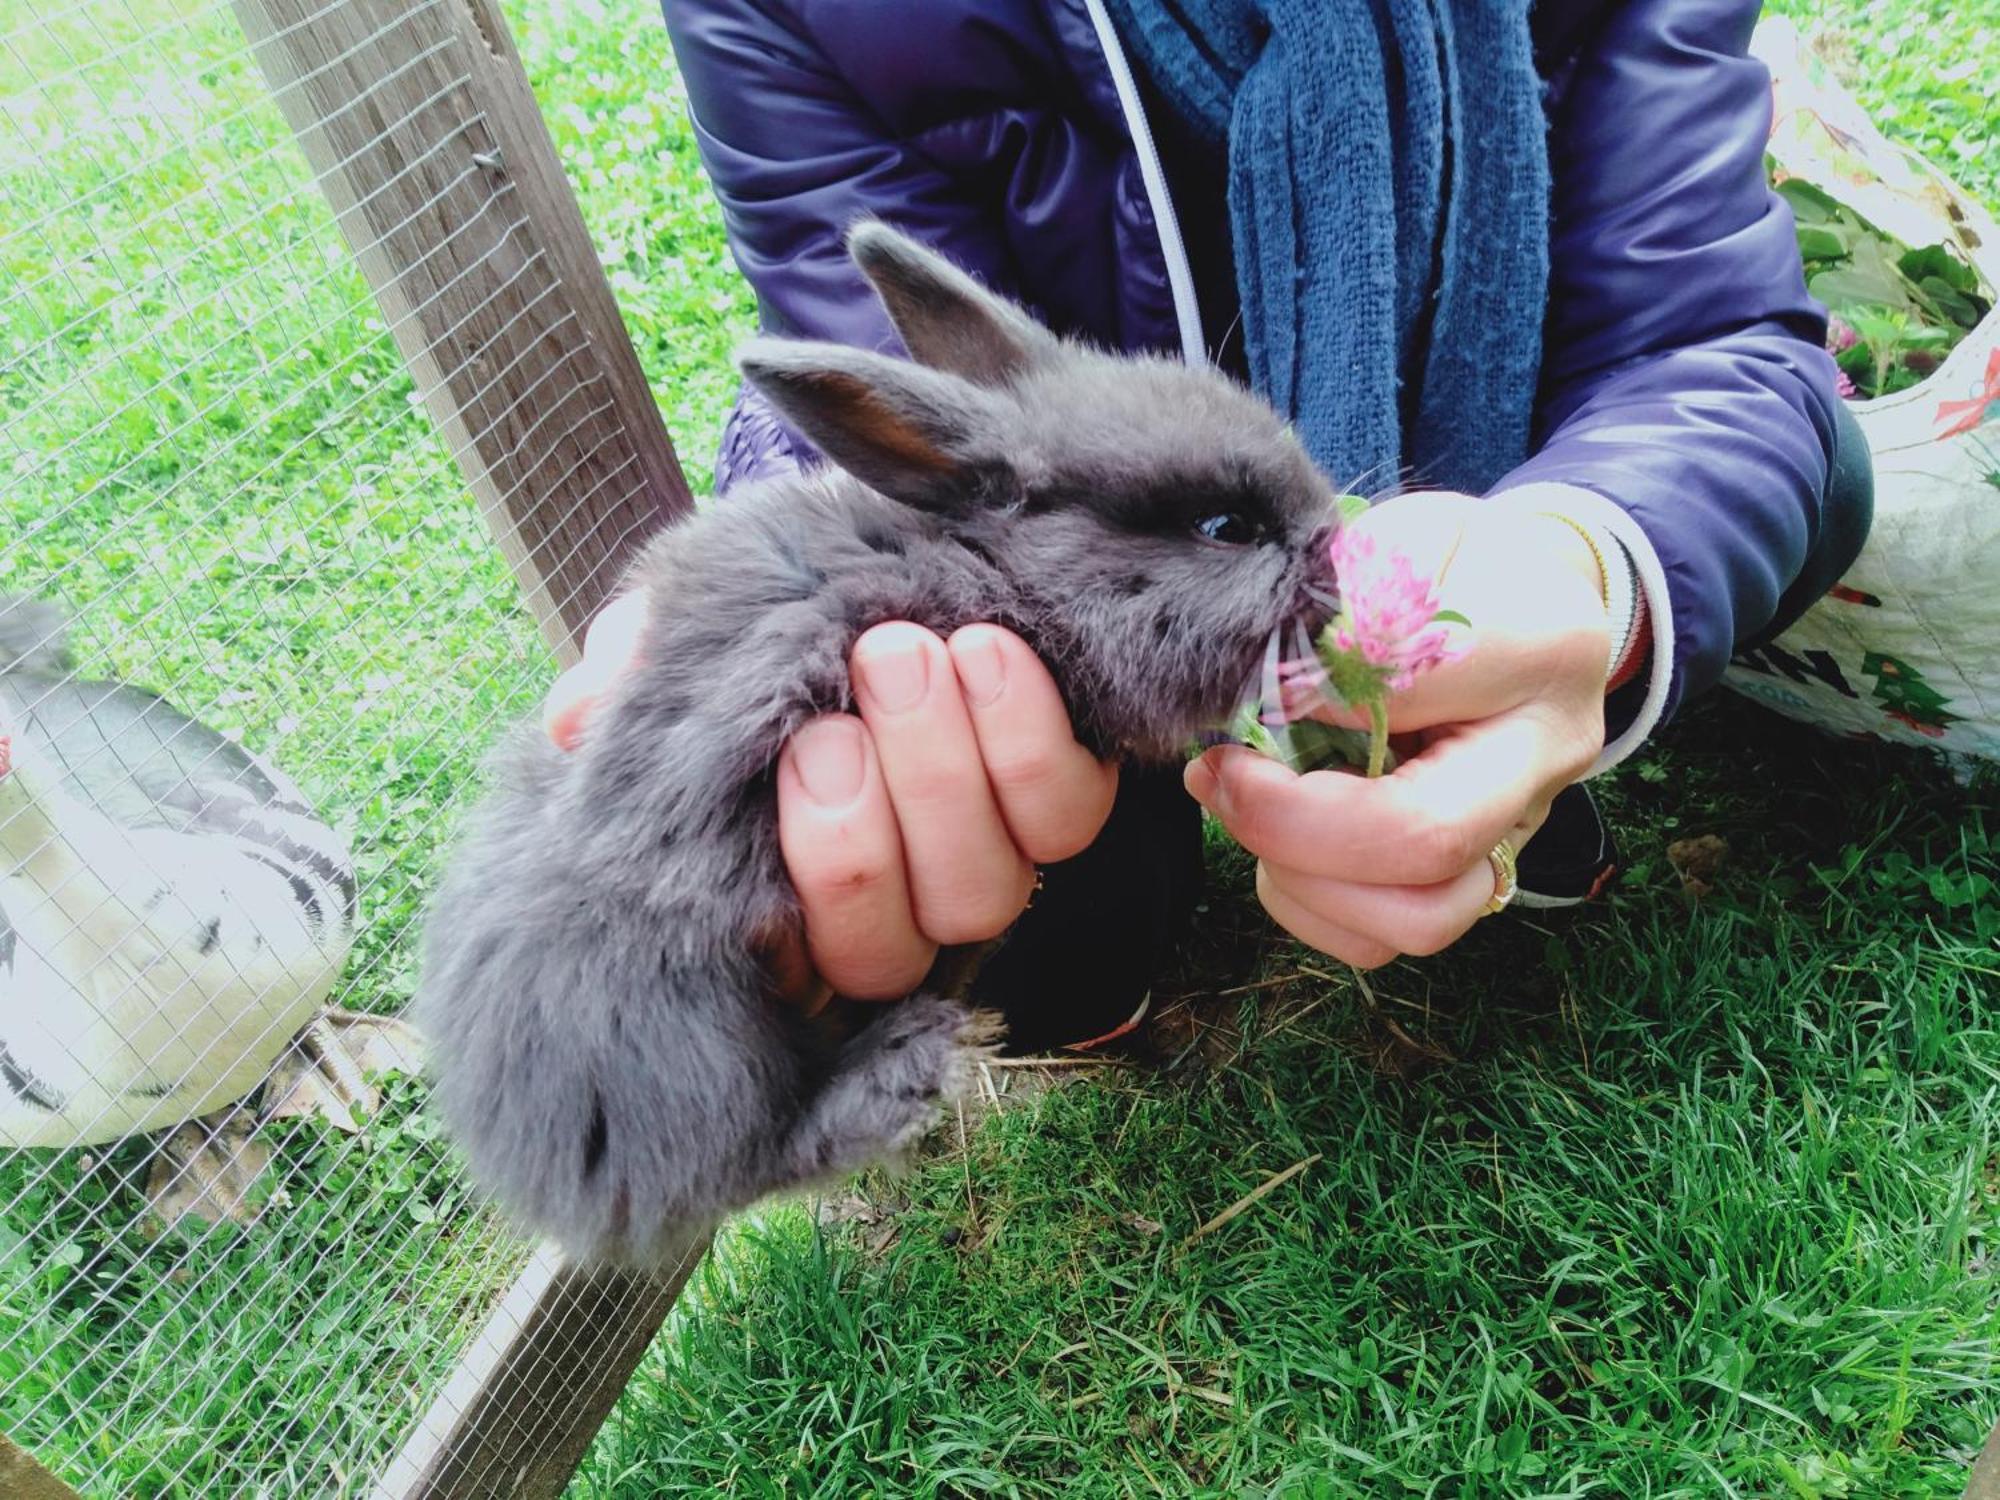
[1366,700,1389,780]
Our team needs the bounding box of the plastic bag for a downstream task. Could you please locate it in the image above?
[1720,19,2000,760]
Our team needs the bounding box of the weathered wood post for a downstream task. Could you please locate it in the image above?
[232,0,710,1491]
[0,1431,86,1500]
[234,0,692,666]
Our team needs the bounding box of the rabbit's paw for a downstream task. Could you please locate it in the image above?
[782,998,1001,1186]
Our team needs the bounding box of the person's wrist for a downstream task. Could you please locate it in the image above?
[1528,514,1613,612]
[1534,511,1613,610]
[1466,493,1602,595]
[1463,497,1615,695]
[1474,479,1594,566]
[1520,508,1644,691]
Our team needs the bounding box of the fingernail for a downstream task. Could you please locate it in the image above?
[854,629,931,713]
[791,717,866,805]
[950,630,1006,707]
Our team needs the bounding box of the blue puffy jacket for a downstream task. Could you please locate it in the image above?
[660,0,1859,767]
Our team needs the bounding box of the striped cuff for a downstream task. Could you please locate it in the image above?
[1489,481,1676,777]
[1596,528,1648,690]
[1536,508,1647,687]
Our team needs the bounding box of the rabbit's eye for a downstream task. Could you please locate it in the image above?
[1194,512,1259,545]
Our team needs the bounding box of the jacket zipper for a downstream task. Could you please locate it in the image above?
[1079,0,1207,367]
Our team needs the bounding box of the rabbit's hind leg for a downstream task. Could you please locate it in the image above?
[779,997,1000,1186]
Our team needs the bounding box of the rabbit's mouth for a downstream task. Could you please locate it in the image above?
[1291,588,1338,641]
[1227,545,1343,731]
[1288,536,1342,638]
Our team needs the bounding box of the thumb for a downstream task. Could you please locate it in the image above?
[542,590,650,750]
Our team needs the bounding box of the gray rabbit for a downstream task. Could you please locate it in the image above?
[418,224,1343,1267]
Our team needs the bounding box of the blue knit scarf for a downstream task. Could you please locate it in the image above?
[1100,0,1551,495]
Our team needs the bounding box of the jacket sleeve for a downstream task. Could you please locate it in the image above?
[1490,0,1842,768]
[661,1,1023,494]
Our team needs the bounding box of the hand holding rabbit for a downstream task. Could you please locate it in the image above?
[420,223,1340,1266]
[547,604,1117,1009]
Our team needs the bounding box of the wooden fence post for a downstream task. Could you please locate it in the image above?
[0,1431,87,1500]
[371,1233,710,1499]
[231,0,705,1491]
[233,0,692,667]
[1964,1413,2000,1500]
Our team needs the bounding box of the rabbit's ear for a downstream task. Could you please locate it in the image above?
[737,338,1016,511]
[846,221,1061,388]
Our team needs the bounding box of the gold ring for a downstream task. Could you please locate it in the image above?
[1483,837,1519,916]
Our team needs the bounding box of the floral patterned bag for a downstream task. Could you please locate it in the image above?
[1721,19,2000,760]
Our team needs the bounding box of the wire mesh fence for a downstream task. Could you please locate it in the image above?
[0,0,692,1490]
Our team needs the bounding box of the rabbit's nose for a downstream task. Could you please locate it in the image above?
[1302,522,1343,571]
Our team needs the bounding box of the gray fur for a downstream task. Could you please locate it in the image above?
[417,224,1343,1268]
[846,220,1062,385]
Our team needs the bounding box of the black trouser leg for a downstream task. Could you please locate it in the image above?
[1747,395,1876,651]
[969,763,1203,1053]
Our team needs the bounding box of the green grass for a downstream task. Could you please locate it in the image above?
[0,1077,510,1494]
[576,699,2000,1498]
[0,0,1993,1493]
[1766,0,1999,208]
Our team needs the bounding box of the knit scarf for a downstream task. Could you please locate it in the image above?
[1099,0,1551,495]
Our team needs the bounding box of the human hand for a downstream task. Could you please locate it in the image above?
[1183,490,1613,968]
[544,596,1119,1009]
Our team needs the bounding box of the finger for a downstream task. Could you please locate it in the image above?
[1255,796,1555,956]
[1361,628,1606,734]
[852,622,1036,945]
[1254,864,1398,970]
[582,587,653,662]
[947,625,1118,863]
[1186,718,1554,886]
[543,590,650,750]
[543,681,601,754]
[1286,625,1602,737]
[778,714,936,1000]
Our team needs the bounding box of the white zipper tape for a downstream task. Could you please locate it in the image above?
[1080,0,1208,367]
